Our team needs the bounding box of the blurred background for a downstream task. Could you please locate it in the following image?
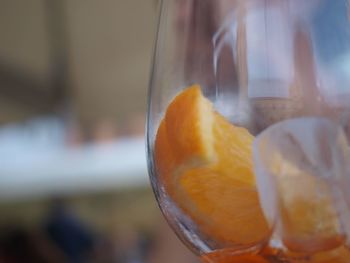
[0,0,198,262]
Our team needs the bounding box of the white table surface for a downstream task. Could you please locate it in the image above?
[0,130,149,200]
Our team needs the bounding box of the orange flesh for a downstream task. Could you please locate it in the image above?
[154,85,269,246]
[202,253,270,263]
[154,85,350,262]
[201,246,350,263]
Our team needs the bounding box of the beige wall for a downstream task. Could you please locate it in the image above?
[0,0,50,82]
[68,0,157,124]
[0,0,158,124]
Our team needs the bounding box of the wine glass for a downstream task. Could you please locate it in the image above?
[147,0,350,262]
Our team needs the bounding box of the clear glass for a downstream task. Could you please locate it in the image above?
[147,0,350,262]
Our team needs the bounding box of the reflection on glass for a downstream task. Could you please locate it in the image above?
[147,0,350,262]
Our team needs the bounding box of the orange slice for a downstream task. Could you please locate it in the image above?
[310,246,350,263]
[266,154,345,252]
[201,253,270,263]
[278,174,344,253]
[154,85,269,246]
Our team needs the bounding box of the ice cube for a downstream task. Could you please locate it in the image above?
[253,117,350,253]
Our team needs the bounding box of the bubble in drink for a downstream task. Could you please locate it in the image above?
[253,117,350,253]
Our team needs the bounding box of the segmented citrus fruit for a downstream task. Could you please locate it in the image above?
[154,85,269,246]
